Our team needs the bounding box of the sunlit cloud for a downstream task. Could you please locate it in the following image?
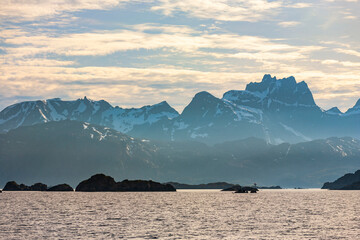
[335,48,360,58]
[151,0,284,22]
[278,21,301,27]
[0,0,144,22]
[2,25,323,60]
[321,59,360,67]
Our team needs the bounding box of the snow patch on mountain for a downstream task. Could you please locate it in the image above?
[47,101,67,121]
[280,123,311,141]
[190,132,208,139]
[174,121,189,130]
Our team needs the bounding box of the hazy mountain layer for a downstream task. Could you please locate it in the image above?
[1,121,360,188]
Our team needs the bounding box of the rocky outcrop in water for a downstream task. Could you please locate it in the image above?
[235,186,258,193]
[76,173,176,192]
[222,185,258,193]
[322,170,360,190]
[3,181,48,191]
[2,181,74,191]
[47,184,73,191]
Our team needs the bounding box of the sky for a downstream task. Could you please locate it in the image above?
[1,0,360,112]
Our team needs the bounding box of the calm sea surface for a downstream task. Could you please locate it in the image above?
[0,189,359,239]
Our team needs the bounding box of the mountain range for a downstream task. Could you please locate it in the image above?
[1,74,359,145]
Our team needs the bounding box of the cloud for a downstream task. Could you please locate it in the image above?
[335,48,360,57]
[150,0,313,22]
[278,21,301,27]
[151,0,284,22]
[2,24,322,63]
[0,0,115,21]
[0,0,154,22]
[321,59,360,67]
[289,3,312,8]
[0,64,263,111]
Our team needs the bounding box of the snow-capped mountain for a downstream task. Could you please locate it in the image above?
[0,74,359,144]
[0,97,179,134]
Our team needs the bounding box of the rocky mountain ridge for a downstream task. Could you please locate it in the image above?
[1,74,359,144]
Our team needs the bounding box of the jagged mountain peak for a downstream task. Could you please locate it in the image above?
[245,74,315,107]
[326,107,342,115]
[262,74,277,83]
[247,74,296,92]
[223,74,316,109]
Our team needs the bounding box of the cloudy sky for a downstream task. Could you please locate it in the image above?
[1,0,359,112]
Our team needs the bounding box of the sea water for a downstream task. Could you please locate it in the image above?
[0,189,359,239]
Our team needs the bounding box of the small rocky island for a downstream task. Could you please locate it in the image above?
[322,170,360,190]
[76,174,176,192]
[3,181,73,191]
[222,185,258,193]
